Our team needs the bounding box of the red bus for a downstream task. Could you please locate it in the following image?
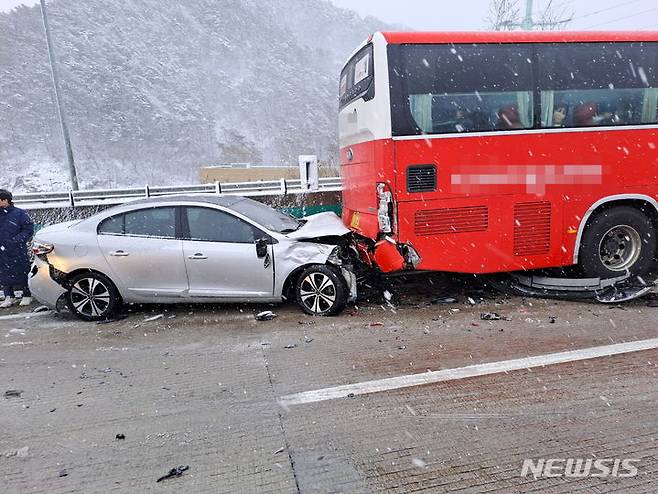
[339,31,658,280]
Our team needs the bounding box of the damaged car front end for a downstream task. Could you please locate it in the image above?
[277,211,359,313]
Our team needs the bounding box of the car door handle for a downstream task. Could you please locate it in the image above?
[109,250,130,257]
[188,253,208,260]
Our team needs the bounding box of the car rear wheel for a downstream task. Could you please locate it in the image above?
[66,272,121,321]
[578,206,656,279]
[295,265,347,316]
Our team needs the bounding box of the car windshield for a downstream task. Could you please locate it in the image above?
[230,197,301,233]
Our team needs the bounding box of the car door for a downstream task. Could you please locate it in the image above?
[97,206,188,298]
[182,206,274,298]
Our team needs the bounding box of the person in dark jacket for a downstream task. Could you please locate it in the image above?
[0,189,35,308]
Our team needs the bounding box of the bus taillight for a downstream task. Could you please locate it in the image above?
[376,183,394,234]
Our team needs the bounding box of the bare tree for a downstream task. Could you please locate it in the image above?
[486,0,573,31]
[534,0,573,31]
[487,0,522,31]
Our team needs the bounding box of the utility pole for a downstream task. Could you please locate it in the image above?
[39,0,79,191]
[521,0,534,30]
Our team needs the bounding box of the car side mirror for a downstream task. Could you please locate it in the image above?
[255,237,268,258]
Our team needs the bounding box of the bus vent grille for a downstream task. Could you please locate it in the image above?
[514,201,551,256]
[415,206,488,235]
[407,165,436,192]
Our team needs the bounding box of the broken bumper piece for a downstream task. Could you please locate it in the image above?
[372,238,405,273]
[489,271,654,303]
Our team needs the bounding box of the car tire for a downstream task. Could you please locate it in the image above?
[578,206,656,279]
[295,265,348,316]
[66,271,122,321]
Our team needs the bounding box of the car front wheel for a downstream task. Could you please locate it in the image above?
[67,271,121,321]
[295,265,347,316]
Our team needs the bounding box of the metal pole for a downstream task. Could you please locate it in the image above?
[39,0,79,191]
[522,0,534,30]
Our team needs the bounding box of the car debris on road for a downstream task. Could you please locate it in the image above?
[157,465,190,483]
[3,446,29,458]
[256,310,277,321]
[480,312,511,321]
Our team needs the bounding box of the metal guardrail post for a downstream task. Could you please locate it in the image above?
[280,178,287,195]
[68,191,75,208]
[215,181,222,195]
[145,185,150,198]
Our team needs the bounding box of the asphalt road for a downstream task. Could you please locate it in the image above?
[2,277,658,493]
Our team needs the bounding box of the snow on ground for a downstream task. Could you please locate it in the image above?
[1,159,70,193]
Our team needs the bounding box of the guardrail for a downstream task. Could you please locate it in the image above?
[14,177,343,210]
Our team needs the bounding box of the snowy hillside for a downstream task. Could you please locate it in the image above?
[0,0,399,192]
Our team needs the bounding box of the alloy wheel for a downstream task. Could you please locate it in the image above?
[70,277,111,318]
[299,272,337,314]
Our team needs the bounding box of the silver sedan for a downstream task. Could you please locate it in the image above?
[29,195,356,320]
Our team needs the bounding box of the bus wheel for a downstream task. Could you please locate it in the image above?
[578,206,656,279]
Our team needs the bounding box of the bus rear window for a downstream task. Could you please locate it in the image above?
[339,44,374,109]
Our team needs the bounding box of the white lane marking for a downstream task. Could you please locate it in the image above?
[279,338,658,407]
[2,341,33,347]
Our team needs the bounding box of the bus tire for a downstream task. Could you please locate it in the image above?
[578,206,656,279]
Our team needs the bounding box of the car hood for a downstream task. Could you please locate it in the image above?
[285,212,350,240]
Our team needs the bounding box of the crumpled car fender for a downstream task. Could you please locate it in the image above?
[277,241,336,267]
[273,241,343,298]
[274,242,336,295]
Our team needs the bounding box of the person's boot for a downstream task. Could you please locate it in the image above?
[19,297,33,307]
[0,297,17,308]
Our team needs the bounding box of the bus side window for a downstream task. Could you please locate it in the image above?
[641,88,658,123]
[538,42,658,128]
[496,105,523,129]
[392,44,534,136]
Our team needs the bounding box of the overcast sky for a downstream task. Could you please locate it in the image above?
[1,0,657,30]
